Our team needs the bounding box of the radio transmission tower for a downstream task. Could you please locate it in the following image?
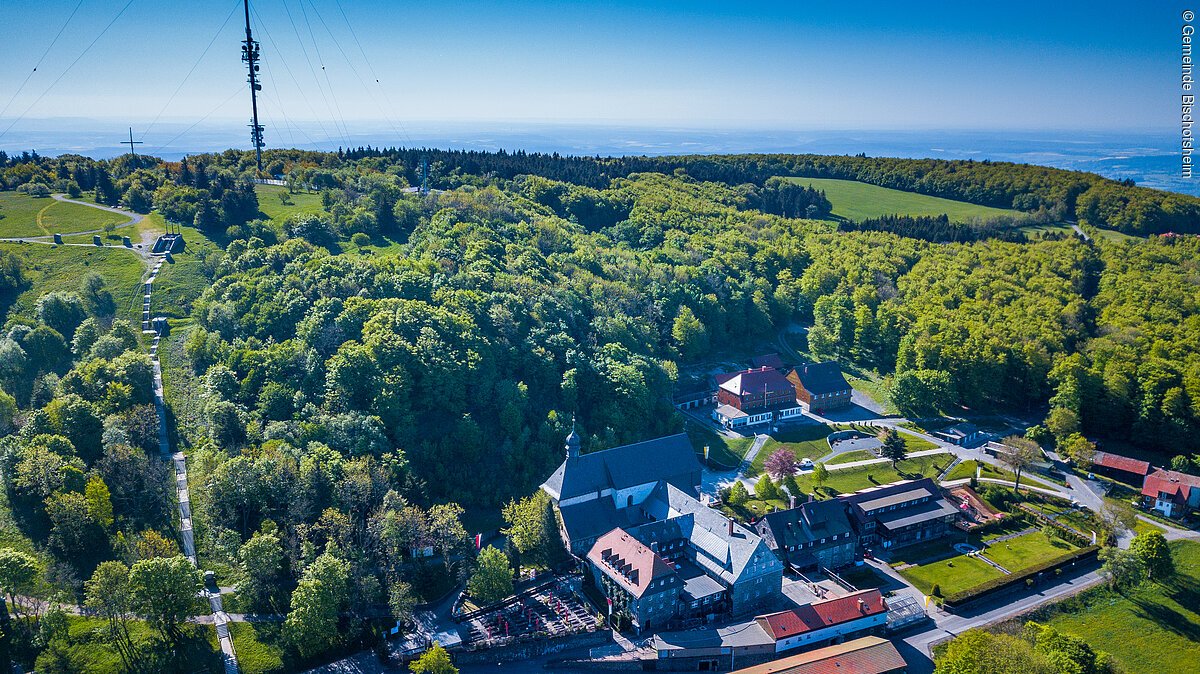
[241,0,265,172]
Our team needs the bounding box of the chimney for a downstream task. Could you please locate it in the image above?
[858,598,866,613]
[808,494,815,504]
[727,518,735,537]
[789,494,796,509]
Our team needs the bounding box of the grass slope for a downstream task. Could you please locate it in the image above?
[254,184,325,222]
[747,424,832,476]
[686,422,755,469]
[1040,541,1200,673]
[0,242,147,324]
[0,192,127,237]
[800,452,954,495]
[784,177,1021,222]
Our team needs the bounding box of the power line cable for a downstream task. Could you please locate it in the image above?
[250,3,337,151]
[0,0,85,124]
[0,0,137,141]
[146,84,247,155]
[140,0,242,141]
[297,0,352,147]
[281,0,350,148]
[319,0,413,147]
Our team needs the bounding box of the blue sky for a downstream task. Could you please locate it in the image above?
[0,0,1186,137]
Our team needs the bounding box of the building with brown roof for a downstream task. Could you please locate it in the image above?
[754,589,888,653]
[587,528,683,632]
[1090,451,1152,486]
[730,636,907,674]
[713,366,804,429]
[1141,468,1200,518]
[786,362,852,414]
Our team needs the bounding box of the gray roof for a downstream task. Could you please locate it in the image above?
[756,499,853,551]
[541,433,701,502]
[790,362,851,395]
[855,485,937,512]
[558,498,641,545]
[653,622,773,651]
[875,498,958,530]
[642,483,782,586]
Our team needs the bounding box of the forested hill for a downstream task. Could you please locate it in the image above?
[4,147,1200,235]
[337,147,1200,235]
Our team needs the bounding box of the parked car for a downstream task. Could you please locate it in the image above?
[799,458,815,469]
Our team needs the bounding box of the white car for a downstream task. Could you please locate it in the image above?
[799,458,815,469]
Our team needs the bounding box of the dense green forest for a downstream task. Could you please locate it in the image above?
[1,146,1199,670]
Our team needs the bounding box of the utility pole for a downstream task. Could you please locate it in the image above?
[241,0,264,172]
[121,127,142,159]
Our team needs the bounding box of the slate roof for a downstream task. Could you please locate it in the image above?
[730,636,906,674]
[751,353,786,370]
[587,528,681,599]
[788,362,851,395]
[756,499,853,551]
[1142,468,1200,504]
[541,433,701,502]
[874,498,959,530]
[653,622,774,652]
[718,367,796,397]
[642,483,782,586]
[1092,451,1152,476]
[754,590,887,640]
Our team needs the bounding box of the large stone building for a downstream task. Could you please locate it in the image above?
[713,366,805,429]
[542,430,783,632]
[786,362,852,414]
[540,430,702,555]
[753,498,856,571]
[842,479,959,551]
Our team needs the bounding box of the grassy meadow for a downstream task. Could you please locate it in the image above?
[784,177,1022,222]
[0,191,129,237]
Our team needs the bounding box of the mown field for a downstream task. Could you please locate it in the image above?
[0,191,129,237]
[0,241,147,324]
[784,177,1022,222]
[254,184,325,222]
[1038,541,1200,674]
[797,452,955,495]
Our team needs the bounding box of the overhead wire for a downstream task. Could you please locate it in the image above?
[0,0,85,124]
[146,83,247,155]
[323,0,414,147]
[297,0,352,147]
[250,3,338,151]
[280,0,350,148]
[140,0,243,142]
[0,0,137,141]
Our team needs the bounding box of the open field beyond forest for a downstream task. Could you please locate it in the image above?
[784,177,1023,222]
[0,191,128,237]
[1031,541,1200,674]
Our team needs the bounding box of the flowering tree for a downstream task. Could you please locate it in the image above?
[764,448,799,481]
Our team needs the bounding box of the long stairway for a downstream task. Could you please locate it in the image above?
[144,252,239,674]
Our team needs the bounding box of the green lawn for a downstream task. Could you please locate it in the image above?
[0,241,147,324]
[943,460,1061,491]
[254,184,326,222]
[799,452,954,495]
[1018,223,1075,239]
[826,450,878,465]
[686,422,755,469]
[0,191,129,237]
[844,372,898,415]
[783,177,1022,222]
[152,221,219,320]
[900,553,1006,597]
[39,616,223,673]
[1041,541,1200,674]
[981,531,1077,573]
[747,424,833,477]
[229,622,287,674]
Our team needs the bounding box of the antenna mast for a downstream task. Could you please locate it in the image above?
[241,0,264,172]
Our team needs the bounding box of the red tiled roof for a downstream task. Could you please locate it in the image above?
[1142,468,1200,504]
[731,636,906,674]
[718,367,796,397]
[586,528,677,598]
[756,590,886,640]
[1092,451,1152,476]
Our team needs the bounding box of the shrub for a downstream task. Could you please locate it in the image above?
[351,232,371,248]
[931,583,942,597]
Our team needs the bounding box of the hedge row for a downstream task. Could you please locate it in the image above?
[1016,504,1091,547]
[943,545,1100,608]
